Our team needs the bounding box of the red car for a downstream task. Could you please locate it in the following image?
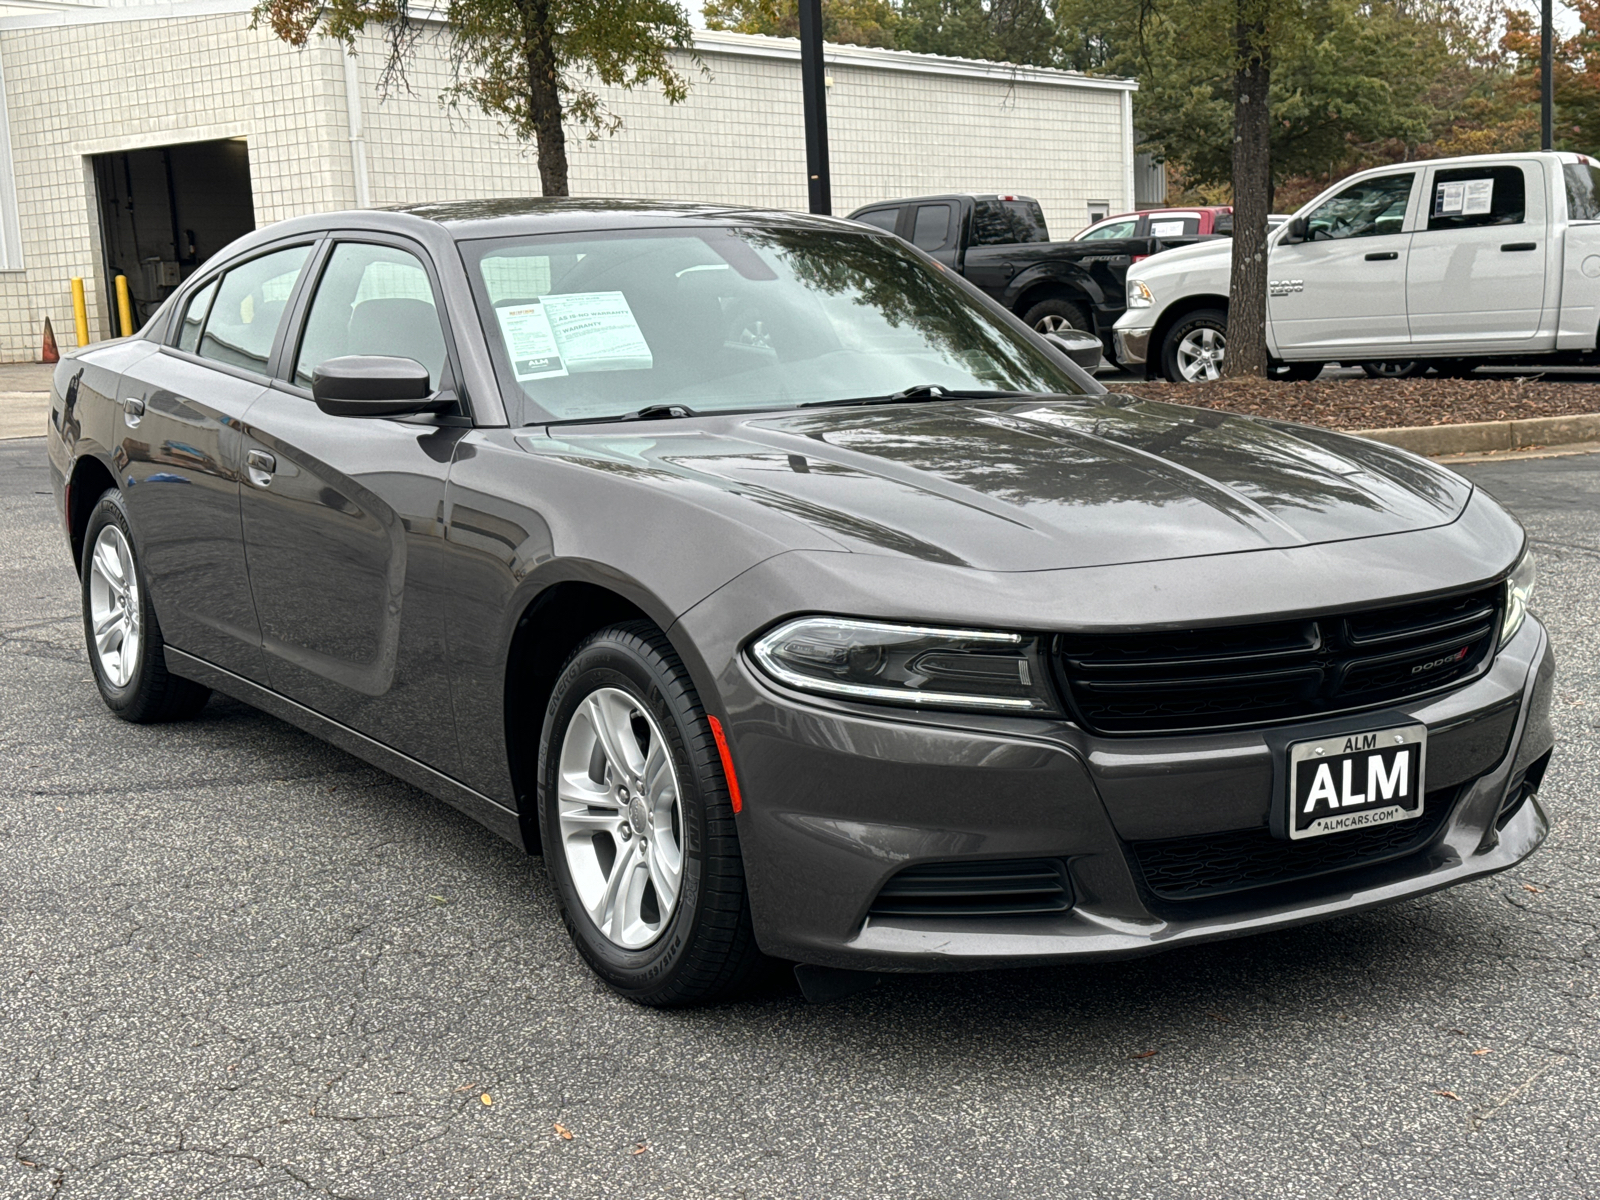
[1073,206,1237,245]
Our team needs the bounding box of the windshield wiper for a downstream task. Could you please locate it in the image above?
[544,403,700,428]
[800,385,1040,409]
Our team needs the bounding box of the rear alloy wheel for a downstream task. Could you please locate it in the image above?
[1162,309,1228,382]
[80,488,211,723]
[1360,360,1423,379]
[539,622,765,1005]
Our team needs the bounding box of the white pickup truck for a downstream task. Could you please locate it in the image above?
[1112,150,1600,381]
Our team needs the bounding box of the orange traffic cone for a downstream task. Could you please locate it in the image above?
[41,315,59,364]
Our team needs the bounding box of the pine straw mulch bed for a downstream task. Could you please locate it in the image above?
[1110,377,1600,432]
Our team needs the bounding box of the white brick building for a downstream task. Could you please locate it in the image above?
[0,2,1136,360]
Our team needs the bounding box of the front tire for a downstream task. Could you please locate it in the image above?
[1161,309,1228,382]
[80,488,211,723]
[538,622,764,1006]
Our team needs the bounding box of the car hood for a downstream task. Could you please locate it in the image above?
[1130,236,1233,279]
[548,396,1473,572]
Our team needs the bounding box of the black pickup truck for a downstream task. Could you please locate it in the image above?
[847,193,1217,357]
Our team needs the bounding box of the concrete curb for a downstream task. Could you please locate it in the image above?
[1355,412,1600,457]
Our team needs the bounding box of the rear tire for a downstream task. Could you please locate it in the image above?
[1022,297,1092,337]
[538,621,765,1006]
[80,488,211,723]
[1272,361,1324,382]
[1360,360,1423,379]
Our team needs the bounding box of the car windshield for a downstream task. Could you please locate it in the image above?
[459,225,1087,424]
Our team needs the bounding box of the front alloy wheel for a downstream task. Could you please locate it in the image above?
[556,687,685,950]
[1175,326,1226,381]
[539,622,765,1005]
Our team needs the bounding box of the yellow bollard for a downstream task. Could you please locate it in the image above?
[114,275,133,337]
[70,277,89,347]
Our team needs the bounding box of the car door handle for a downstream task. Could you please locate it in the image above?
[1364,251,1398,261]
[1501,242,1537,252]
[246,448,276,487]
[123,397,144,427]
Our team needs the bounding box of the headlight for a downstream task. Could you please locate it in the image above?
[750,617,1057,712]
[1126,280,1154,309]
[1500,549,1537,646]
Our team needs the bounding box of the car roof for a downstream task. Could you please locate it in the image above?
[846,194,1037,213]
[227,199,872,256]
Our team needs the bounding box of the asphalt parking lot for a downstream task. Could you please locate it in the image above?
[1,435,1595,1199]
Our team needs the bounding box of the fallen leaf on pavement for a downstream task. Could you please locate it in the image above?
[554,1123,574,1140]
[1434,1090,1461,1101]
[453,1084,475,1092]
[632,1143,648,1155]
[1523,885,1542,893]
[1473,1049,1491,1056]
[481,1093,493,1105]
[1131,1050,1158,1059]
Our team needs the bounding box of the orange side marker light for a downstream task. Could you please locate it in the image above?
[707,715,743,814]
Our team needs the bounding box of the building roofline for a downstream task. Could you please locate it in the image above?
[0,1,1136,95]
[690,29,1136,92]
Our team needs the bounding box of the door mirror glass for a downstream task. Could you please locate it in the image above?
[311,355,439,417]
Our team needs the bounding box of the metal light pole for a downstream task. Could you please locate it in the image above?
[1541,0,1554,151]
[798,0,832,215]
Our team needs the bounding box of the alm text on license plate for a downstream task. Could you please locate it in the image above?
[1287,724,1428,841]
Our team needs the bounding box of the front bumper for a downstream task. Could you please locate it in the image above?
[1113,324,1152,366]
[704,615,1555,972]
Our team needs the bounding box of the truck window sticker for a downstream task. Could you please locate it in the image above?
[1436,178,1493,218]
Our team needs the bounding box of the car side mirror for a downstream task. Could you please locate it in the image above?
[1283,216,1309,244]
[1043,329,1103,371]
[311,356,448,418]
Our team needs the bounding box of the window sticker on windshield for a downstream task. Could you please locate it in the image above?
[1149,220,1186,237]
[541,292,653,374]
[496,302,567,381]
[495,291,653,382]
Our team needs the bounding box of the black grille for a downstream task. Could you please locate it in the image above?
[868,858,1072,918]
[1057,587,1500,735]
[1131,789,1457,902]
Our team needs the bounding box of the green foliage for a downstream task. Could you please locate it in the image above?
[1060,0,1449,195]
[702,0,902,48]
[252,0,696,195]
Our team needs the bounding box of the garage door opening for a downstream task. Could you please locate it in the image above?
[91,138,256,335]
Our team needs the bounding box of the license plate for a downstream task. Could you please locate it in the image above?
[1287,724,1427,841]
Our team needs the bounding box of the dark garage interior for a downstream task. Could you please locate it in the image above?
[92,138,256,334]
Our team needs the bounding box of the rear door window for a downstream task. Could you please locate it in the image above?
[911,203,954,250]
[196,245,312,374]
[1427,165,1526,231]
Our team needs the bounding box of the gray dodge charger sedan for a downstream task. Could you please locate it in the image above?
[46,201,1554,1006]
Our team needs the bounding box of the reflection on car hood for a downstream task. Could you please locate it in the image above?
[549,396,1473,571]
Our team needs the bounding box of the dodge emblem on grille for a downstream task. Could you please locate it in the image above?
[1411,646,1470,675]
